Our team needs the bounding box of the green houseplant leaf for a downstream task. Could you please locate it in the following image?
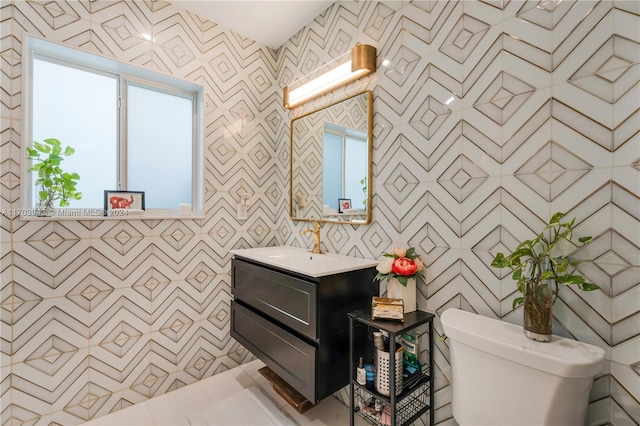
[27,138,82,214]
[491,212,600,311]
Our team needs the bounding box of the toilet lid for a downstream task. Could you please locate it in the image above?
[441,308,606,378]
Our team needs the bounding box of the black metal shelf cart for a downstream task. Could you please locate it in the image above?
[348,309,435,426]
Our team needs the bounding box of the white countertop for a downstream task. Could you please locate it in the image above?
[230,245,378,277]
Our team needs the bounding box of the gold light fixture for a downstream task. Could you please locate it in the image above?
[283,44,376,109]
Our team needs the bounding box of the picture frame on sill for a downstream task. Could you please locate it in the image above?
[338,198,351,213]
[104,190,145,216]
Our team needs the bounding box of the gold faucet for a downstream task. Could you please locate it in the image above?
[301,221,323,254]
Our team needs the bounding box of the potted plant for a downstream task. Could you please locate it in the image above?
[491,212,599,342]
[374,247,424,313]
[27,138,82,216]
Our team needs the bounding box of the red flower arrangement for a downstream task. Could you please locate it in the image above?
[374,247,424,287]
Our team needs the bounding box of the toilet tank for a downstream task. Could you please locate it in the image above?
[441,308,605,426]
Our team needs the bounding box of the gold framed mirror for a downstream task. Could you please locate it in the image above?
[289,90,372,225]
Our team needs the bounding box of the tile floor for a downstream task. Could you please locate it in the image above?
[83,359,370,426]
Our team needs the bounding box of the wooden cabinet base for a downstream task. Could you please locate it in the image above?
[259,366,315,414]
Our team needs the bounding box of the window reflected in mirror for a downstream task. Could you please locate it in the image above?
[323,123,367,212]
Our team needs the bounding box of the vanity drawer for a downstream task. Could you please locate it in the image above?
[232,258,317,340]
[231,301,317,402]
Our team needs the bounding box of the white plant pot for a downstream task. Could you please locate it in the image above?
[386,277,416,313]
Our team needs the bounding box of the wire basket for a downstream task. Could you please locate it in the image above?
[375,348,403,396]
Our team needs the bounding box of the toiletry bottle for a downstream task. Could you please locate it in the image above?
[356,357,366,386]
[365,364,375,390]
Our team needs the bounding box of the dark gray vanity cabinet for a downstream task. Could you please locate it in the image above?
[230,257,377,403]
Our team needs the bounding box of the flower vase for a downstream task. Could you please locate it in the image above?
[36,198,54,217]
[522,279,553,342]
[386,277,416,313]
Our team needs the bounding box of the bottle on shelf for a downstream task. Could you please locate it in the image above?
[365,364,375,390]
[357,356,366,386]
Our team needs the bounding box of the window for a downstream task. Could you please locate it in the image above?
[24,36,204,216]
[323,123,367,210]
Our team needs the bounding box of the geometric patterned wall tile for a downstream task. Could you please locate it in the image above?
[201,305,233,358]
[377,181,429,235]
[551,98,616,152]
[14,1,81,38]
[438,155,489,203]
[89,339,151,392]
[2,401,41,426]
[25,223,80,260]
[469,215,510,280]
[8,281,42,325]
[569,35,640,104]
[499,99,552,165]
[185,261,216,294]
[95,221,148,257]
[4,0,640,424]
[515,0,576,31]
[151,243,201,278]
[65,273,114,312]
[24,335,79,377]
[63,381,111,421]
[460,31,503,98]
[515,141,592,202]
[182,345,217,381]
[3,0,283,422]
[99,10,152,63]
[439,14,490,64]
[609,364,640,423]
[460,256,501,318]
[474,72,536,125]
[381,46,422,89]
[130,363,169,398]
[363,2,397,44]
[132,268,171,301]
[276,5,638,423]
[11,350,89,413]
[409,94,453,139]
[550,1,614,71]
[98,321,145,359]
[402,1,457,46]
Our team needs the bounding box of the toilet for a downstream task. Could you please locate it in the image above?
[441,308,605,426]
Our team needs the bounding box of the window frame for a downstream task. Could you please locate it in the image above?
[22,35,205,219]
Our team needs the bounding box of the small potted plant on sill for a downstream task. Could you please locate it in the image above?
[27,138,82,216]
[491,212,599,342]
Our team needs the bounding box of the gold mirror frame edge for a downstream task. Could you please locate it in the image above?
[289,89,373,226]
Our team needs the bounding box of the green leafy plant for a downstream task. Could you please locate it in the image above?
[360,176,367,207]
[491,212,600,311]
[27,138,82,212]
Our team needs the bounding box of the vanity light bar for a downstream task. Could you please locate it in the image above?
[283,44,376,109]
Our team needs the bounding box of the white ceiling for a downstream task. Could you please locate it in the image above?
[171,1,336,50]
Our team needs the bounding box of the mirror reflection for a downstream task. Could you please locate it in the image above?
[290,90,372,224]
[323,123,367,211]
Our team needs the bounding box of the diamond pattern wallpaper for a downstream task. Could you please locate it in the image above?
[1,1,639,425]
[278,2,639,424]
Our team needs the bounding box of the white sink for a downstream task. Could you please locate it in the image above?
[230,245,378,277]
